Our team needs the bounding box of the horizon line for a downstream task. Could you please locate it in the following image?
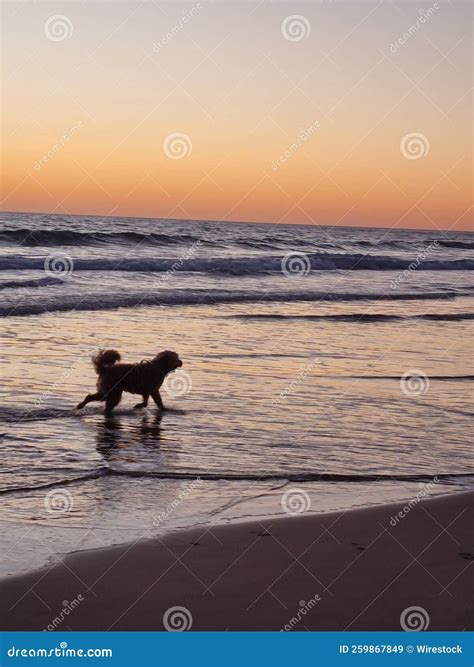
[1,208,472,235]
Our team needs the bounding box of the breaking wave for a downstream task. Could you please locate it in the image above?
[1,252,474,274]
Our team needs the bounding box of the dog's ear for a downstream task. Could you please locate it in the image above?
[155,350,182,369]
[153,350,169,365]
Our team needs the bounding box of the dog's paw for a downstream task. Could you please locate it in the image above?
[134,403,146,409]
[76,403,84,410]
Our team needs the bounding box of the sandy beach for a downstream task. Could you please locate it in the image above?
[1,490,472,631]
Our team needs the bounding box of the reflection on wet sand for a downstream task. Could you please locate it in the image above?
[96,412,163,459]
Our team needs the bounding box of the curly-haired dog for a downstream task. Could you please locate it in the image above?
[77,349,183,415]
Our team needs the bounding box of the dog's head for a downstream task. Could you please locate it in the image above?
[154,350,183,374]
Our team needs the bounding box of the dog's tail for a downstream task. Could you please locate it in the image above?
[92,349,121,374]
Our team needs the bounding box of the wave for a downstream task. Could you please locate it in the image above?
[234,313,474,323]
[0,407,74,423]
[1,377,472,426]
[1,289,467,317]
[0,228,209,248]
[0,228,399,251]
[437,239,474,250]
[0,276,63,291]
[356,238,474,251]
[1,252,474,274]
[325,375,474,381]
[1,467,472,495]
[3,227,473,251]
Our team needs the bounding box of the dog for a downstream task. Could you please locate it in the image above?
[77,349,183,415]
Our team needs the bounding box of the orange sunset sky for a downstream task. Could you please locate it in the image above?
[1,0,472,231]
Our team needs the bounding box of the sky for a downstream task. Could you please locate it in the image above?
[1,0,472,231]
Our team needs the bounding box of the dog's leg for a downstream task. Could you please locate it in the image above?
[104,391,123,416]
[77,392,103,409]
[134,394,149,409]
[151,389,164,410]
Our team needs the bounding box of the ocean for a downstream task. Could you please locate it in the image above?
[1,211,473,576]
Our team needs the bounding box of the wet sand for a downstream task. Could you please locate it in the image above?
[1,491,472,631]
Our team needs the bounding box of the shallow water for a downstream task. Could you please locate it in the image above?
[1,213,473,575]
